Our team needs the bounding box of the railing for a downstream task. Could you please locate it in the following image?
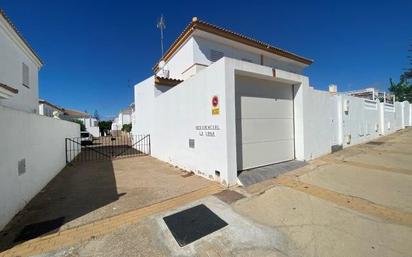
[65,134,150,163]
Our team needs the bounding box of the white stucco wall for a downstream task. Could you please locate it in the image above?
[379,103,397,135]
[78,117,99,137]
[402,101,411,127]
[119,113,131,126]
[135,56,411,186]
[157,34,307,81]
[0,17,41,113]
[300,88,339,159]
[87,127,100,137]
[133,77,155,136]
[39,103,61,117]
[135,57,310,185]
[395,102,404,130]
[341,96,380,146]
[136,60,230,184]
[193,35,305,75]
[156,38,195,80]
[0,105,80,230]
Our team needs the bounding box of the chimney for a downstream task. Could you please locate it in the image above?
[329,84,337,94]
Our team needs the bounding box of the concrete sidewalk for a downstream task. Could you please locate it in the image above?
[2,129,412,257]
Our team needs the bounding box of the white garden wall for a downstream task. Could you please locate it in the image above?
[135,56,411,187]
[341,96,380,147]
[0,105,79,230]
[402,101,411,127]
[395,102,404,130]
[379,103,397,135]
[135,60,230,184]
[300,87,339,160]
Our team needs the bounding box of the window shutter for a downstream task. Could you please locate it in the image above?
[22,63,29,87]
[210,50,224,62]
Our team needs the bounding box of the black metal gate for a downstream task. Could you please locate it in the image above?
[65,134,150,163]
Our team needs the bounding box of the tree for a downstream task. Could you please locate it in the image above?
[389,75,412,102]
[73,119,86,131]
[405,45,412,79]
[94,110,100,120]
[122,123,132,133]
[98,120,112,136]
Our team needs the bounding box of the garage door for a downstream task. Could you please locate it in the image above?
[235,75,294,170]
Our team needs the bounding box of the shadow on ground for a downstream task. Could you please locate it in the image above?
[0,160,120,251]
[0,155,214,252]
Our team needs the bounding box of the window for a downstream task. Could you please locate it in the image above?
[210,50,224,62]
[22,63,29,87]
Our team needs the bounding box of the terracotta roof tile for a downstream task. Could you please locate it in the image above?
[154,76,183,87]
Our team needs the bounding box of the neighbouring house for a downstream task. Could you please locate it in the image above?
[38,100,100,137]
[132,17,412,186]
[61,108,100,137]
[0,9,80,230]
[111,104,134,133]
[38,99,63,117]
[0,9,43,113]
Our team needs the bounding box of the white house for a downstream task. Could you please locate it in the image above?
[38,100,100,137]
[78,116,99,137]
[38,99,63,117]
[0,9,80,230]
[111,104,133,132]
[0,9,43,113]
[61,108,100,137]
[133,18,411,186]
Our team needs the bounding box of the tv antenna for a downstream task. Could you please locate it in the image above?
[157,14,166,58]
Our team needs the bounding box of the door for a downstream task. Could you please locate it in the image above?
[235,75,294,170]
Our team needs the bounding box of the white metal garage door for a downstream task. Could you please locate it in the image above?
[235,75,294,170]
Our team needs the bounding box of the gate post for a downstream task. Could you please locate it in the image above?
[148,134,151,155]
[65,138,68,164]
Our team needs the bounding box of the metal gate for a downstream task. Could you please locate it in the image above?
[65,134,150,163]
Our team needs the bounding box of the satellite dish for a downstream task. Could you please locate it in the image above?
[159,60,166,70]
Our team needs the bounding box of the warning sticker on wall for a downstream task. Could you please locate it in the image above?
[212,95,219,115]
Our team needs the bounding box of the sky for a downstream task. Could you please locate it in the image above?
[1,0,411,119]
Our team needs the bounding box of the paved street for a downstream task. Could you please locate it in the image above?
[1,129,412,257]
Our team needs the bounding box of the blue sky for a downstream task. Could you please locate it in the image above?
[1,0,411,119]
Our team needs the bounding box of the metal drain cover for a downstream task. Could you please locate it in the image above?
[14,217,65,242]
[163,204,228,246]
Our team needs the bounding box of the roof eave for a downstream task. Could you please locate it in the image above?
[152,18,313,72]
[0,9,43,67]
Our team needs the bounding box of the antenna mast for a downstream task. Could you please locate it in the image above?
[157,15,166,58]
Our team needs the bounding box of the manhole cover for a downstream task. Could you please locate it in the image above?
[163,204,228,247]
[14,217,65,242]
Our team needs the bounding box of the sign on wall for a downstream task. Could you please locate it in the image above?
[212,95,220,115]
[195,125,220,137]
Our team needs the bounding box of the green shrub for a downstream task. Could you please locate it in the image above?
[122,123,132,133]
